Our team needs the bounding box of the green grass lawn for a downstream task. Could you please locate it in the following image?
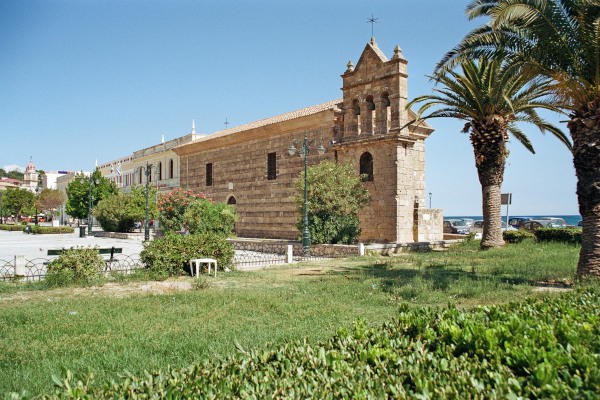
[0,239,581,397]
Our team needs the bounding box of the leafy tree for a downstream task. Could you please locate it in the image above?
[436,0,600,272]
[183,199,238,236]
[293,161,371,244]
[35,188,66,217]
[0,168,24,181]
[94,186,158,233]
[95,194,136,232]
[37,170,45,187]
[408,57,569,249]
[3,188,35,220]
[126,185,159,226]
[65,169,118,220]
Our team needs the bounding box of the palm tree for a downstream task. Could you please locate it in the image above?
[408,57,570,249]
[437,0,600,275]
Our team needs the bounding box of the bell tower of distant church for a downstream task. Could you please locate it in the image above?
[23,157,39,192]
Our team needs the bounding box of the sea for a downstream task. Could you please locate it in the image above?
[447,215,582,227]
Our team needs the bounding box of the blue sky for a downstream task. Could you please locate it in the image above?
[0,0,578,216]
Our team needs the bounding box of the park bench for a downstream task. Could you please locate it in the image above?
[47,247,123,269]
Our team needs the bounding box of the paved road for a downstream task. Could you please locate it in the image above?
[0,229,144,261]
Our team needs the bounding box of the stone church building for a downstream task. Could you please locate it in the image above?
[174,38,442,243]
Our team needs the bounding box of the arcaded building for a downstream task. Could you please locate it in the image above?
[174,38,442,243]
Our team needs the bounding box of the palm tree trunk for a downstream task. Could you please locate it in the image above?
[569,100,600,276]
[471,118,507,249]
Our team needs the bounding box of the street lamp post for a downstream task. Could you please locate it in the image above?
[0,191,3,225]
[135,162,156,242]
[287,131,326,256]
[429,192,432,209]
[35,187,40,226]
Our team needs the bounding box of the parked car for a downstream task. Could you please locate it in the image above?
[443,219,471,235]
[469,220,517,236]
[536,217,566,228]
[459,218,475,227]
[508,217,533,229]
[521,219,566,232]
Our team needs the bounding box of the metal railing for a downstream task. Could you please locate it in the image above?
[0,255,144,282]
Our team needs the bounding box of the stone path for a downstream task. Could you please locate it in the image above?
[0,229,144,262]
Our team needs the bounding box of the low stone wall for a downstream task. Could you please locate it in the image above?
[365,240,463,255]
[228,238,361,257]
[229,237,463,257]
[91,231,160,241]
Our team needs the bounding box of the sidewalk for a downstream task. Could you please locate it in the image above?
[0,229,144,261]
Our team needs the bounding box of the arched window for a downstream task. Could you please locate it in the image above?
[382,93,391,107]
[158,162,162,181]
[379,92,391,134]
[139,169,142,184]
[366,96,375,111]
[227,196,237,205]
[353,99,361,115]
[360,152,374,182]
[169,159,174,179]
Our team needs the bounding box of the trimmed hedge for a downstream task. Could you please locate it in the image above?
[534,228,582,245]
[0,224,74,234]
[503,230,534,243]
[29,226,74,234]
[0,224,25,231]
[46,288,600,398]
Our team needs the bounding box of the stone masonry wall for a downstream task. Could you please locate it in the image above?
[181,124,334,240]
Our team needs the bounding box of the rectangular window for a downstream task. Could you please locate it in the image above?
[267,152,277,180]
[206,163,213,186]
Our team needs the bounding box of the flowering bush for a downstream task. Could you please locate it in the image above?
[157,188,211,233]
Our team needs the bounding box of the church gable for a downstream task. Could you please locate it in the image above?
[354,38,389,73]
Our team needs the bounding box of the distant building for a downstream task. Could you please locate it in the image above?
[41,171,70,190]
[0,178,22,190]
[97,125,199,193]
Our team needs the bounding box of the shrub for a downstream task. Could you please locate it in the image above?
[29,225,74,234]
[95,194,136,232]
[158,188,210,233]
[293,161,371,244]
[46,247,104,286]
[183,199,238,236]
[95,186,159,233]
[49,288,600,398]
[140,232,234,276]
[534,228,582,245]
[0,224,25,232]
[503,230,534,243]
